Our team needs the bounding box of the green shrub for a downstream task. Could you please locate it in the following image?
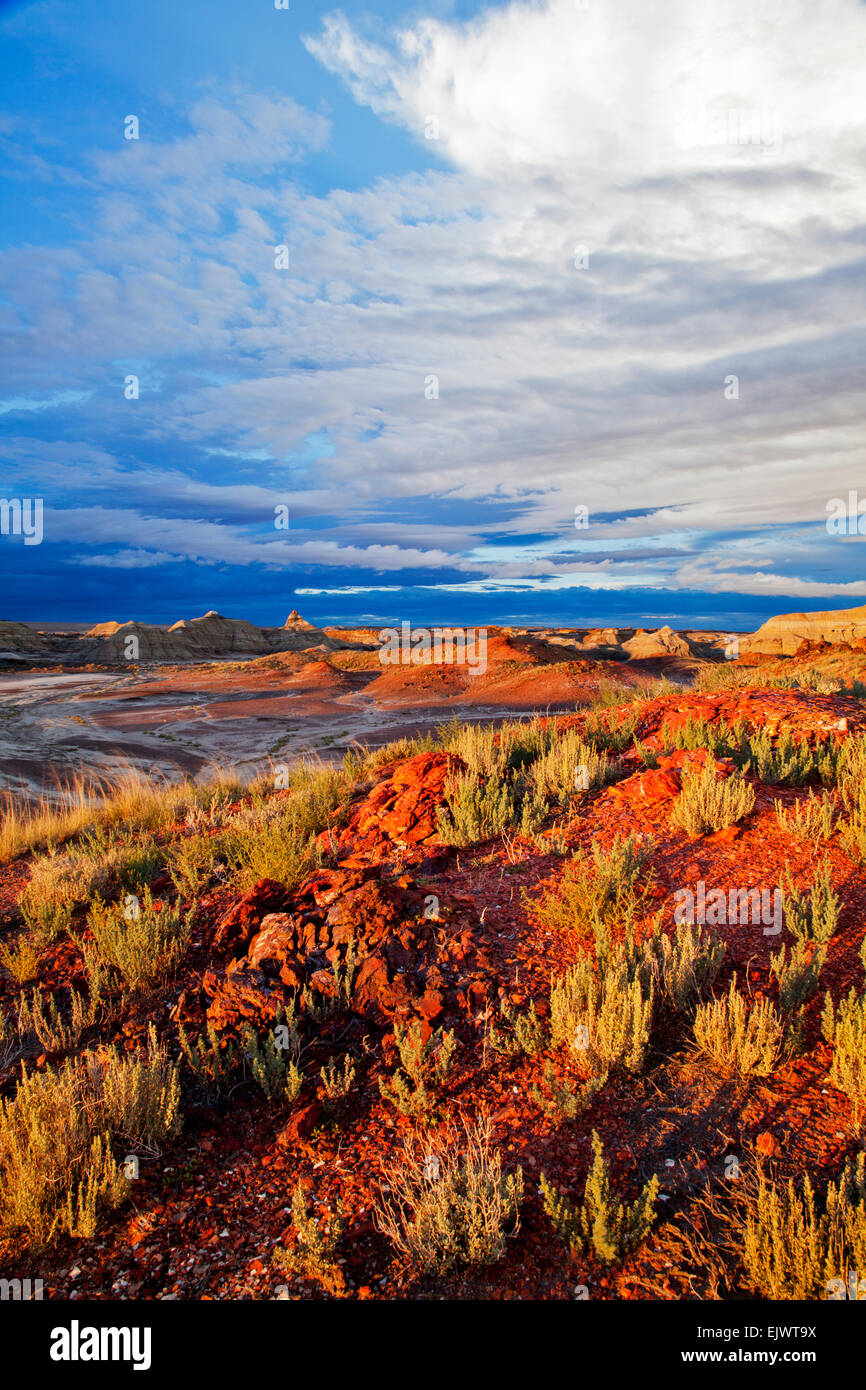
[87,888,191,990]
[178,1020,240,1098]
[275,1182,346,1295]
[437,771,519,846]
[487,999,546,1057]
[541,1130,659,1264]
[241,1016,303,1103]
[821,988,866,1122]
[379,1020,456,1117]
[529,1064,607,1123]
[319,1055,356,1103]
[221,765,348,889]
[742,1156,866,1299]
[0,932,40,985]
[17,984,100,1053]
[18,833,164,948]
[445,722,508,778]
[168,831,230,897]
[780,862,840,944]
[693,978,786,1076]
[839,777,866,864]
[671,763,755,836]
[736,728,841,786]
[770,940,826,1013]
[583,708,638,753]
[774,791,837,844]
[659,714,737,759]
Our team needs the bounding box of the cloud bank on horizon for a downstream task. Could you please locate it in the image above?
[0,0,865,626]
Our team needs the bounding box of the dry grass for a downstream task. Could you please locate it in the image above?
[0,764,244,865]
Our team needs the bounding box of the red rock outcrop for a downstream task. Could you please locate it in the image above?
[211,879,293,956]
[320,751,460,863]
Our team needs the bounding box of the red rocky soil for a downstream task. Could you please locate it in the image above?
[2,680,866,1301]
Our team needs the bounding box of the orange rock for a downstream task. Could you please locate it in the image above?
[755,1130,779,1157]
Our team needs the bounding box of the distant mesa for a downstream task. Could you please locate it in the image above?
[0,610,359,667]
[4,602,866,670]
[740,604,866,657]
[622,625,694,659]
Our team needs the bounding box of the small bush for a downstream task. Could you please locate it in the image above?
[0,1028,180,1250]
[17,833,162,948]
[671,763,755,836]
[742,1156,866,1299]
[437,771,519,846]
[178,1020,240,1098]
[659,715,736,759]
[17,984,100,1053]
[582,708,638,754]
[18,867,74,946]
[87,889,191,990]
[275,1182,346,1295]
[770,940,826,1013]
[319,1055,356,1103]
[737,728,841,787]
[532,833,654,941]
[529,1063,607,1123]
[774,791,837,844]
[643,919,726,1013]
[168,831,230,897]
[541,1130,659,1264]
[528,729,613,802]
[241,1019,303,1103]
[224,814,316,892]
[0,932,40,985]
[379,1020,456,1117]
[693,978,786,1076]
[840,778,866,864]
[0,1006,18,1071]
[222,765,348,889]
[487,1000,546,1058]
[374,1116,523,1274]
[445,722,508,778]
[821,987,866,1122]
[780,862,840,944]
[550,955,653,1074]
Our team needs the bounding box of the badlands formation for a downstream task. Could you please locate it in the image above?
[2,604,866,798]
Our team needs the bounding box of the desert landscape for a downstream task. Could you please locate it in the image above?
[2,603,866,1306]
[4,0,866,1356]
[0,607,734,798]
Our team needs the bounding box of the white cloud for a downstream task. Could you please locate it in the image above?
[305,0,866,178]
[3,3,866,599]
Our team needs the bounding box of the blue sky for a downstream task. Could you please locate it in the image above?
[1,0,865,630]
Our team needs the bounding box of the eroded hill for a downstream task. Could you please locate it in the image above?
[2,666,866,1300]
